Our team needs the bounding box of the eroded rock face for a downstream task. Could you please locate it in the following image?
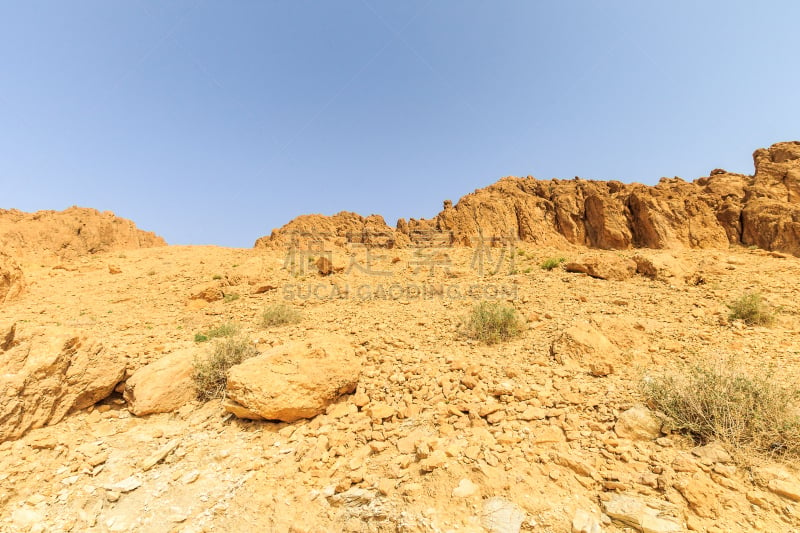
[0,326,126,442]
[0,206,165,263]
[225,334,360,422]
[257,142,800,257]
[0,251,25,303]
[254,211,409,250]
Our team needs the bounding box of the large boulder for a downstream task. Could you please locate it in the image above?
[632,252,697,283]
[123,349,196,416]
[0,326,125,442]
[225,334,360,422]
[0,251,25,303]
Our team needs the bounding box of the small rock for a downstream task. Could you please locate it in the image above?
[768,478,800,502]
[107,476,141,493]
[572,509,603,533]
[366,402,396,421]
[482,497,526,533]
[602,494,682,533]
[452,478,479,498]
[691,443,732,465]
[532,425,565,444]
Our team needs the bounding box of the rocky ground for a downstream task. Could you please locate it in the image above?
[2,241,800,533]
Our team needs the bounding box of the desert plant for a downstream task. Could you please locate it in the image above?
[643,357,800,460]
[540,256,566,271]
[223,293,240,303]
[463,301,524,344]
[194,322,238,343]
[262,303,302,327]
[192,335,258,401]
[727,292,774,326]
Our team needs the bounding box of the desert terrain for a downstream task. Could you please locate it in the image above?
[2,142,800,533]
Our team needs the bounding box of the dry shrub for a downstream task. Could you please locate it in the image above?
[643,356,800,460]
[193,335,257,401]
[727,292,774,326]
[463,301,524,344]
[262,303,302,327]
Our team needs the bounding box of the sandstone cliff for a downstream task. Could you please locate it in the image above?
[257,142,800,256]
[0,206,166,263]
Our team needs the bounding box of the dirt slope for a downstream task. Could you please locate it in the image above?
[1,243,800,532]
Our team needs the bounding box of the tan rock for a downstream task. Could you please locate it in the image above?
[123,349,197,416]
[768,478,800,502]
[222,399,265,420]
[255,211,409,250]
[532,425,565,444]
[366,402,396,421]
[0,327,125,442]
[481,497,526,533]
[674,473,720,518]
[633,253,695,283]
[452,478,479,498]
[0,251,25,303]
[565,254,637,281]
[0,206,165,263]
[551,321,623,375]
[189,282,224,303]
[225,334,360,422]
[614,406,661,441]
[602,494,682,533]
[572,509,603,533]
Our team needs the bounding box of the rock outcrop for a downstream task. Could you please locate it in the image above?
[225,334,360,422]
[256,142,800,257]
[255,211,409,250]
[0,325,126,442]
[0,251,25,303]
[0,206,166,263]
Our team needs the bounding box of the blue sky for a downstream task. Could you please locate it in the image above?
[1,2,798,247]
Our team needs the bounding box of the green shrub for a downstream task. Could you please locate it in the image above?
[262,303,302,327]
[643,357,800,460]
[463,301,524,344]
[540,257,566,271]
[223,293,240,303]
[727,292,774,326]
[192,336,258,401]
[194,322,238,343]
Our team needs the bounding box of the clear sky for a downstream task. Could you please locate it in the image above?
[2,2,799,247]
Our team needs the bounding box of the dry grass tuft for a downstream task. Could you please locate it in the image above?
[262,303,302,327]
[727,292,774,326]
[643,356,800,460]
[192,335,257,401]
[463,301,524,344]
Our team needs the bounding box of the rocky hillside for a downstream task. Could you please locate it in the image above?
[2,244,800,532]
[258,142,800,256]
[0,206,166,264]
